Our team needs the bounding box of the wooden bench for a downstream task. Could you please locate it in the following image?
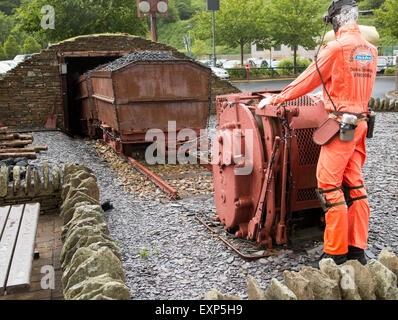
[0,203,40,295]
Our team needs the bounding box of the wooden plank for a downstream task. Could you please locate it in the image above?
[0,206,10,240]
[6,203,40,294]
[0,205,24,295]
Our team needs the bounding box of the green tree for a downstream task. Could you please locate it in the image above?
[23,35,41,54]
[0,0,21,15]
[267,0,323,74]
[375,0,398,39]
[174,0,195,20]
[0,11,16,44]
[0,45,6,60]
[16,0,147,43]
[191,39,212,57]
[358,0,386,9]
[193,0,265,66]
[4,34,21,59]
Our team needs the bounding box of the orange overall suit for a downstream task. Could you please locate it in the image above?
[269,23,378,255]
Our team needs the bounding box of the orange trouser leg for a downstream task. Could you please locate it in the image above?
[343,128,370,250]
[317,121,369,255]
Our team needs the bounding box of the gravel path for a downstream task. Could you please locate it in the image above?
[28,112,398,300]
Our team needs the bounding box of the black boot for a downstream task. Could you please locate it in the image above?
[347,246,367,265]
[310,252,347,269]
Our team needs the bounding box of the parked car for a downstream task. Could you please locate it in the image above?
[240,60,257,68]
[222,60,240,69]
[0,63,10,75]
[198,59,223,68]
[377,57,388,74]
[217,59,227,67]
[246,57,263,67]
[210,66,229,80]
[13,54,32,64]
[261,59,280,68]
[0,60,17,75]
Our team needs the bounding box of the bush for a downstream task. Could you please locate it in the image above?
[227,68,247,79]
[276,58,311,76]
[23,36,42,54]
[4,35,21,60]
[385,66,396,75]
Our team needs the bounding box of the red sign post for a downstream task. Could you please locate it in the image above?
[245,64,250,81]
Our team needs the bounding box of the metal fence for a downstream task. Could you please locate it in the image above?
[225,66,308,80]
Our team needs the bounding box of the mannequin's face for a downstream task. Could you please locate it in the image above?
[330,5,358,34]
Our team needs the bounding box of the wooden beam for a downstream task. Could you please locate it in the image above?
[0,140,33,148]
[0,205,24,295]
[0,134,19,141]
[6,203,40,294]
[0,147,47,153]
[0,153,37,160]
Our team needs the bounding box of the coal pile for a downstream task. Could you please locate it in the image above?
[100,51,177,72]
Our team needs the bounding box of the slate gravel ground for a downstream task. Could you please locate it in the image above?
[25,112,398,300]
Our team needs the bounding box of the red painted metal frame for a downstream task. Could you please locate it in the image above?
[212,91,329,248]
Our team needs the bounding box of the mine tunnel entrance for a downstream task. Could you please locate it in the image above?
[60,52,130,136]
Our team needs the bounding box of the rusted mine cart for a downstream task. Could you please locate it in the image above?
[86,52,212,155]
[212,91,329,249]
[74,73,100,138]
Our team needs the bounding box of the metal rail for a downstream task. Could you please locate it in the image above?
[195,213,275,261]
[126,156,181,201]
[97,139,181,201]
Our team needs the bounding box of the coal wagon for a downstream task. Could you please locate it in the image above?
[85,51,212,155]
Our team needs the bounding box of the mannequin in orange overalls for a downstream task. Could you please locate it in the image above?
[259,0,377,266]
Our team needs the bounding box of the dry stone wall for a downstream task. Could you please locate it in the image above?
[0,161,61,215]
[59,164,131,300]
[0,34,240,130]
[368,96,398,112]
[206,249,398,300]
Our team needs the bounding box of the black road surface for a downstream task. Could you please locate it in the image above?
[232,76,395,99]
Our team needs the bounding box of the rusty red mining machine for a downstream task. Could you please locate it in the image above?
[211,90,329,249]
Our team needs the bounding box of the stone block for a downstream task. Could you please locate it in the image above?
[60,226,113,268]
[62,205,106,240]
[52,165,61,191]
[378,248,398,284]
[247,276,266,300]
[43,161,49,190]
[65,274,131,300]
[64,247,126,293]
[339,264,362,300]
[60,192,99,224]
[13,166,21,194]
[61,171,97,201]
[0,166,8,197]
[366,259,398,300]
[299,266,341,300]
[62,247,96,289]
[264,278,297,300]
[204,289,241,300]
[319,258,341,283]
[62,217,109,243]
[283,270,314,300]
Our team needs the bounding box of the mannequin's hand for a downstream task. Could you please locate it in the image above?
[258,96,273,109]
